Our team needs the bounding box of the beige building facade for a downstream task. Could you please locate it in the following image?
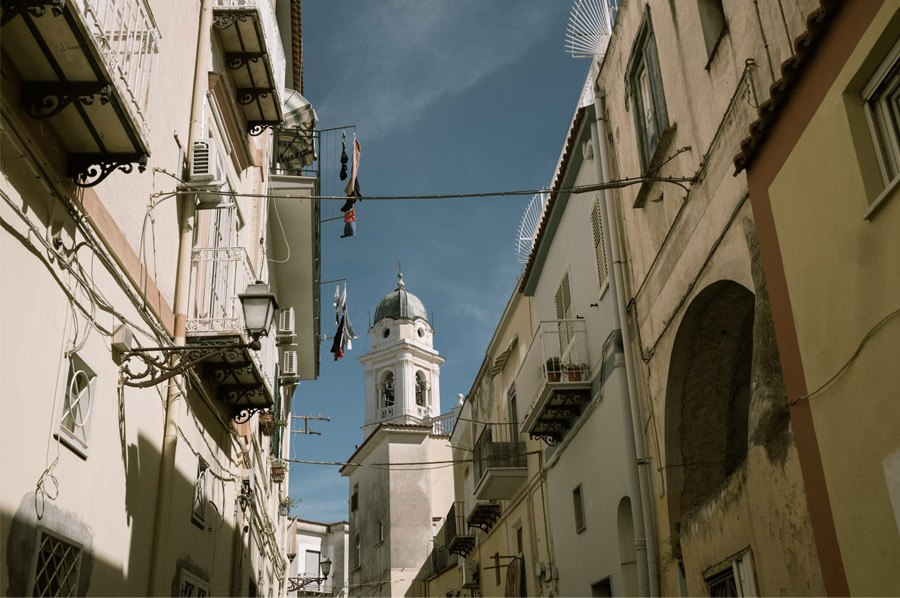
[589,0,838,594]
[737,1,900,594]
[1,0,319,595]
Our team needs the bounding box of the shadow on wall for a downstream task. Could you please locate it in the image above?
[3,429,246,595]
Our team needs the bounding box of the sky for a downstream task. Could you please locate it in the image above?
[287,1,591,523]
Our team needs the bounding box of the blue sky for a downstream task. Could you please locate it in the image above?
[287,1,590,522]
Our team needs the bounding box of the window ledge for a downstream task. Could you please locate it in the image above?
[864,174,899,220]
[634,124,678,208]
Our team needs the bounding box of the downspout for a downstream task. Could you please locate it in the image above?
[147,0,211,594]
[590,90,660,597]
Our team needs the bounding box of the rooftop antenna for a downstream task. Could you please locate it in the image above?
[565,0,614,59]
[515,192,549,267]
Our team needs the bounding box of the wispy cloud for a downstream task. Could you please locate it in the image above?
[312,1,557,139]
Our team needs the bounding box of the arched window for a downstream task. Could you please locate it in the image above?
[380,371,394,407]
[415,371,428,407]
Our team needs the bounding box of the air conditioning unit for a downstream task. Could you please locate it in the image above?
[281,350,298,378]
[276,307,296,343]
[460,559,479,589]
[187,138,225,187]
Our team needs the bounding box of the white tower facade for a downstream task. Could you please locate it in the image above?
[359,273,444,438]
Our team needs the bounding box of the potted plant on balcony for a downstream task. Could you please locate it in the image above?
[278,496,298,517]
[258,411,275,436]
[565,363,590,382]
[545,357,562,382]
[270,459,287,484]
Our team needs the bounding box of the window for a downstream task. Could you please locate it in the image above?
[697,0,726,62]
[704,548,758,597]
[627,8,668,172]
[590,199,609,293]
[381,372,395,407]
[591,578,613,597]
[351,483,359,512]
[179,569,209,597]
[555,272,574,354]
[191,458,210,528]
[305,550,321,591]
[573,484,586,532]
[507,386,519,439]
[29,528,82,597]
[863,39,900,189]
[354,534,361,570]
[415,371,428,407]
[57,353,97,456]
[377,519,384,543]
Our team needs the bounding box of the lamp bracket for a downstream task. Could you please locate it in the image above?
[118,340,257,390]
[287,577,328,592]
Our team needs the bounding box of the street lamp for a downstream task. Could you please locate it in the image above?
[287,555,332,593]
[117,281,278,389]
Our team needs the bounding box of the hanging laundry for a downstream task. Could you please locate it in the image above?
[340,196,356,213]
[341,208,356,238]
[330,314,346,361]
[339,134,348,181]
[344,136,362,198]
[330,284,358,360]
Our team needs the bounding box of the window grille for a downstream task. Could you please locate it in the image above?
[30,529,82,597]
[59,354,97,455]
[590,199,608,292]
[179,568,209,597]
[351,484,359,512]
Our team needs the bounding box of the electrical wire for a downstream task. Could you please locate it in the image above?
[790,306,900,405]
[284,450,542,470]
[148,175,696,203]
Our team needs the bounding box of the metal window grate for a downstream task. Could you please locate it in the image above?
[32,531,82,597]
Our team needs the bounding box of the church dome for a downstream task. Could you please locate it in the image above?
[374,273,429,323]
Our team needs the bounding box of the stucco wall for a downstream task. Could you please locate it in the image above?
[761,3,900,592]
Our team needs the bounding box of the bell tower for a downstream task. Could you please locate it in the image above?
[358,273,444,438]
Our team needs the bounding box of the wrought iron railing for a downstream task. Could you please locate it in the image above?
[187,246,276,389]
[213,0,285,108]
[77,0,160,138]
[473,424,526,483]
[445,501,471,544]
[515,320,592,416]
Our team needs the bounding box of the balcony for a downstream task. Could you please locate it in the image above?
[516,320,593,444]
[1,0,160,186]
[267,102,322,380]
[187,246,276,415]
[212,0,285,134]
[445,501,475,558]
[473,424,527,500]
[466,500,501,533]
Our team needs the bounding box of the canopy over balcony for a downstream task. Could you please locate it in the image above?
[213,0,285,134]
[1,0,160,186]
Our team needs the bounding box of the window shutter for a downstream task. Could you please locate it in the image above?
[555,273,574,354]
[646,31,668,141]
[591,199,609,291]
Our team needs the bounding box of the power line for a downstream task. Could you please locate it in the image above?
[150,175,695,203]
[285,449,542,470]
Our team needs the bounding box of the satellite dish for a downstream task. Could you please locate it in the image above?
[565,0,614,59]
[516,192,549,266]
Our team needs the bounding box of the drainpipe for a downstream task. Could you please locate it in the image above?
[590,89,660,597]
[147,0,211,594]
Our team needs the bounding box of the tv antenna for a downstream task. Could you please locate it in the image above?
[515,192,549,266]
[565,0,615,59]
